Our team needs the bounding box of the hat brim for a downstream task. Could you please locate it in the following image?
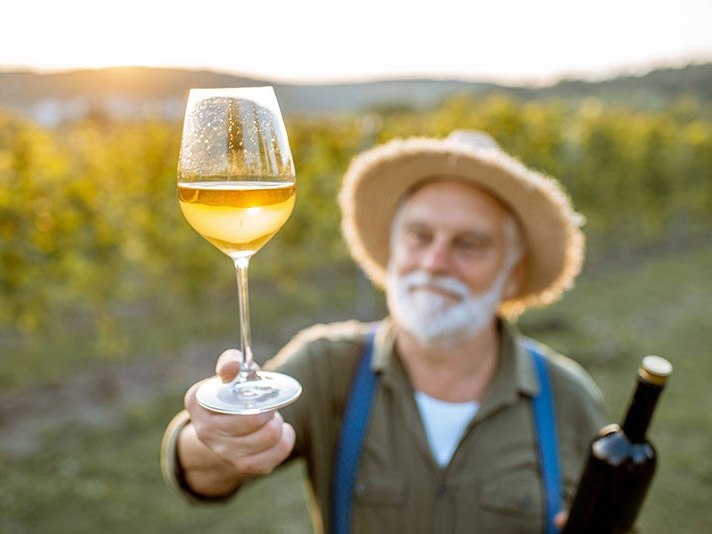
[339,136,585,316]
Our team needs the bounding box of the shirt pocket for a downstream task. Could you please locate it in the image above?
[352,474,407,532]
[353,473,406,506]
[476,468,545,532]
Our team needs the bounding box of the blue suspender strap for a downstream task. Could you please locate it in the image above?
[527,342,563,534]
[332,330,378,534]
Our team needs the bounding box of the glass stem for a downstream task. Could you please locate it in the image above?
[233,255,258,383]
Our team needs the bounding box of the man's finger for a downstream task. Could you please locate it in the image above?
[216,349,242,382]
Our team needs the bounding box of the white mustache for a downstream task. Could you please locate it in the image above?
[399,271,470,300]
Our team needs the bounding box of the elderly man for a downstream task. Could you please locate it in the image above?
[161,131,607,533]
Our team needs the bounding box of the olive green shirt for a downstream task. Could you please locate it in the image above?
[163,318,607,533]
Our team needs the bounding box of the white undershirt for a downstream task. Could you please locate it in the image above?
[414,392,480,467]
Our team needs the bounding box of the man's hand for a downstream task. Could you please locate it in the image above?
[554,511,568,531]
[178,350,296,497]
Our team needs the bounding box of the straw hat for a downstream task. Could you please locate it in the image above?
[338,130,585,316]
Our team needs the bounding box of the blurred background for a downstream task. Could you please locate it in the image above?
[1,1,711,532]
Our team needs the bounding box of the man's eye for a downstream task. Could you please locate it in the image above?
[458,240,487,252]
[408,230,431,245]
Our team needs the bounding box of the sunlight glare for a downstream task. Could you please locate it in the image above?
[1,0,711,83]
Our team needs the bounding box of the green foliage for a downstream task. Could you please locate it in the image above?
[2,94,712,389]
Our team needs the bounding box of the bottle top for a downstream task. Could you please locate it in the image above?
[639,355,673,386]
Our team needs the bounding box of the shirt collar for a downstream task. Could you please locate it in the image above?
[371,317,539,402]
[371,316,397,372]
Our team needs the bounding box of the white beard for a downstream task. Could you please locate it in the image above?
[386,269,508,346]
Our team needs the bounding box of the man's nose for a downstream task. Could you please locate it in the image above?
[421,240,451,273]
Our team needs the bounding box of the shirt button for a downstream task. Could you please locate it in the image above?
[355,482,368,496]
[436,484,447,496]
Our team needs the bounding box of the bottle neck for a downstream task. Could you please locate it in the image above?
[621,377,664,443]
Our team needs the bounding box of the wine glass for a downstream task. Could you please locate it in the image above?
[177,86,302,414]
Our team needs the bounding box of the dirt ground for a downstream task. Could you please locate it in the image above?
[0,339,237,457]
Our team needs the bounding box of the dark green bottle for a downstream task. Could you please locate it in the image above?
[562,355,673,534]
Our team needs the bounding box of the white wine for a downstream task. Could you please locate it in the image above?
[178,180,296,257]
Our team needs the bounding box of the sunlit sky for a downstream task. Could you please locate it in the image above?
[2,0,712,85]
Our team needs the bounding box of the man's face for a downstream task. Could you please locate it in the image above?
[386,180,521,344]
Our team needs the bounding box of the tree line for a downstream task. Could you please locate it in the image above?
[1,92,710,351]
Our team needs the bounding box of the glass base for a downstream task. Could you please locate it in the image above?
[196,371,302,414]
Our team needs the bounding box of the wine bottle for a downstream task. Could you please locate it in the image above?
[561,355,673,534]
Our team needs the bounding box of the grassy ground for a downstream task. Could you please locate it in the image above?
[521,245,712,533]
[1,245,711,532]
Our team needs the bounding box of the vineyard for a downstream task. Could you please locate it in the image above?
[1,90,712,532]
[3,95,711,362]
